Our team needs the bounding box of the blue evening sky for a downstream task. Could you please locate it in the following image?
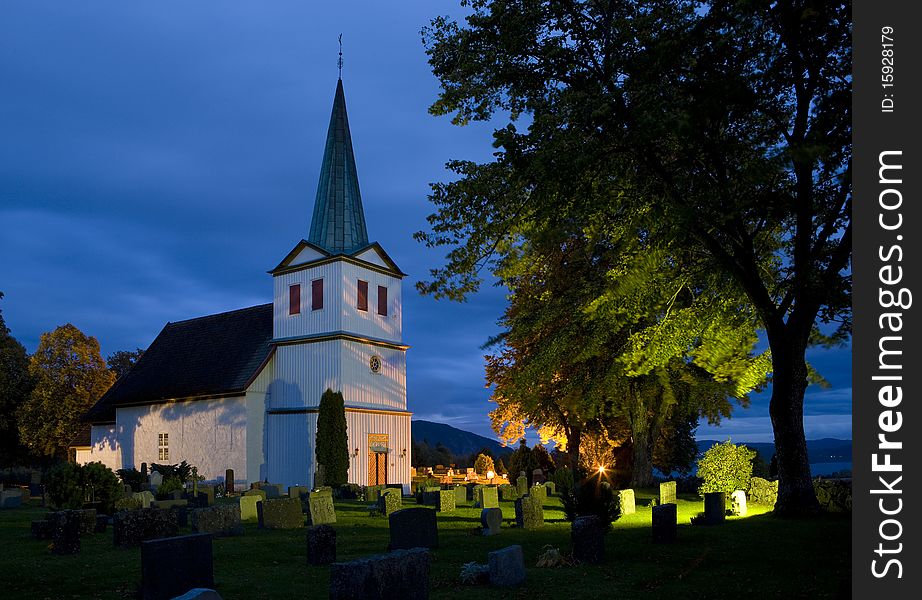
[0,1,851,444]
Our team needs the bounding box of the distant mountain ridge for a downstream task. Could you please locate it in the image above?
[412,420,513,458]
[696,438,852,464]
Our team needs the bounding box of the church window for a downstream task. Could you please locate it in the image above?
[289,284,301,315]
[158,433,169,461]
[312,278,324,310]
[377,285,388,316]
[357,279,368,311]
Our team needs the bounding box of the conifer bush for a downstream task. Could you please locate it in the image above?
[316,389,349,486]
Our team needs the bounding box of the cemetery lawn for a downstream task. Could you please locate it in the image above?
[0,490,849,599]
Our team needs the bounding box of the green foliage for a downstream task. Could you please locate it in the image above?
[45,462,86,509]
[316,389,349,486]
[560,480,620,531]
[156,475,185,500]
[150,460,195,483]
[494,458,507,475]
[0,293,32,461]
[18,324,115,457]
[697,441,756,495]
[550,467,575,494]
[473,453,494,476]
[106,348,145,380]
[82,461,123,513]
[116,468,144,492]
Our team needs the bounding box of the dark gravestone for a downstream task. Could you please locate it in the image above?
[191,505,243,536]
[514,495,544,530]
[76,508,97,536]
[704,492,726,525]
[140,463,147,478]
[498,485,518,502]
[172,505,189,528]
[652,503,677,543]
[329,548,430,600]
[225,469,234,495]
[571,515,605,564]
[50,511,81,555]
[95,514,109,533]
[659,481,677,505]
[306,524,337,565]
[453,485,467,504]
[532,468,546,484]
[262,484,284,499]
[29,483,43,498]
[488,545,526,587]
[31,519,52,540]
[307,495,337,525]
[258,497,304,529]
[480,507,502,536]
[388,507,438,550]
[515,475,528,497]
[141,533,214,600]
[113,508,179,547]
[544,481,556,496]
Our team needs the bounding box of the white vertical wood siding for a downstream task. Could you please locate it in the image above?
[273,261,343,339]
[75,448,93,465]
[245,354,275,484]
[109,396,247,482]
[271,341,341,409]
[340,341,406,411]
[345,410,412,487]
[80,424,121,471]
[340,261,402,342]
[266,412,316,488]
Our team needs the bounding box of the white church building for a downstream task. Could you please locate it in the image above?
[77,78,412,490]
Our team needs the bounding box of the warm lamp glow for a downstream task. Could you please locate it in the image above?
[598,466,606,474]
[487,470,495,479]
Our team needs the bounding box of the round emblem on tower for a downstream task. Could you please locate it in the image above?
[369,355,382,373]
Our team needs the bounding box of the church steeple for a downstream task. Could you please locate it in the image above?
[308,79,369,254]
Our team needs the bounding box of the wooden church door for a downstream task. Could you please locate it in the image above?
[368,452,387,486]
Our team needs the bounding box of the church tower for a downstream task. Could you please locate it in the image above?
[262,78,411,489]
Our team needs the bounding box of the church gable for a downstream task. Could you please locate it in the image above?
[351,242,405,276]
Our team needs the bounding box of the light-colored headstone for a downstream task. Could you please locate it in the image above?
[731,490,747,516]
[659,481,677,505]
[618,489,636,515]
[133,490,155,508]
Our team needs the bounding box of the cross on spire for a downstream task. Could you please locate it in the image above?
[337,34,343,80]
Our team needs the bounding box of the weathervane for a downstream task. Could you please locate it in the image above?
[338,34,343,79]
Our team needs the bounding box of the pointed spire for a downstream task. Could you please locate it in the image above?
[308,78,369,254]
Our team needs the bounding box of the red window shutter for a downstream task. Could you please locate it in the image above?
[377,285,388,316]
[357,280,368,311]
[312,279,323,310]
[289,284,301,315]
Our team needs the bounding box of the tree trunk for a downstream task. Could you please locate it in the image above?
[767,330,820,515]
[630,429,655,488]
[567,424,582,478]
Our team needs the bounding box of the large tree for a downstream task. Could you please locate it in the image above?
[19,324,115,458]
[107,348,145,380]
[0,292,33,461]
[420,0,850,514]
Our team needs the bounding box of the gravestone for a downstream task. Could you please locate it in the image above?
[116,496,143,511]
[479,486,499,509]
[50,510,81,555]
[329,548,430,600]
[140,463,147,478]
[243,488,267,501]
[365,485,385,503]
[29,482,43,498]
[307,495,337,525]
[516,475,528,497]
[262,483,284,499]
[191,505,243,536]
[529,484,547,504]
[0,489,22,508]
[488,545,525,587]
[453,485,467,504]
[652,503,677,543]
[170,489,185,500]
[149,471,163,489]
[470,484,484,506]
[225,469,234,495]
[236,495,260,521]
[113,508,179,547]
[151,499,188,510]
[731,490,747,517]
[659,481,677,505]
[420,487,441,506]
[134,490,156,508]
[31,519,52,540]
[306,525,337,565]
[571,515,605,564]
[289,485,309,499]
[544,481,556,496]
[75,508,97,536]
[498,485,518,502]
[172,505,189,528]
[437,490,455,513]
[514,495,544,530]
[198,485,216,506]
[378,491,402,516]
[618,489,636,515]
[480,507,502,536]
[704,492,726,525]
[532,468,546,484]
[141,533,213,600]
[258,497,304,529]
[388,507,438,550]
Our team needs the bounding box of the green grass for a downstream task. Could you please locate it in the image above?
[0,490,849,599]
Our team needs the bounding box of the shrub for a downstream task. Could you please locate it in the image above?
[316,389,349,487]
[551,467,575,494]
[45,462,85,509]
[82,461,123,514]
[697,440,756,495]
[150,460,195,483]
[335,483,364,500]
[117,468,144,492]
[495,458,508,475]
[561,479,620,531]
[473,453,495,476]
[156,475,185,499]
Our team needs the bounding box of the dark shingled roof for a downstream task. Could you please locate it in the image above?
[84,304,274,423]
[69,424,92,448]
